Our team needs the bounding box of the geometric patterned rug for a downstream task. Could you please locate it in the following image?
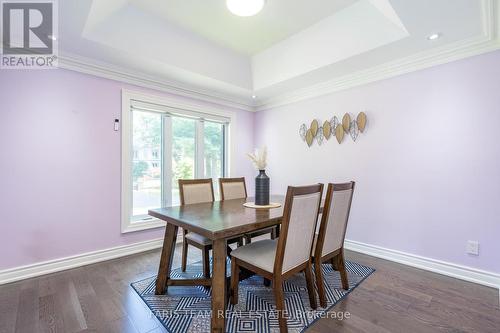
[131,259,374,333]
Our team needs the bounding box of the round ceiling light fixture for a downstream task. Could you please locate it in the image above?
[226,0,265,17]
[427,33,441,40]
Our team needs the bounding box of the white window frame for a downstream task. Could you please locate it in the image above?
[121,89,236,233]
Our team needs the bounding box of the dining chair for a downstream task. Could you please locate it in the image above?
[230,184,323,333]
[219,177,277,244]
[313,182,355,308]
[179,178,242,279]
[219,177,247,200]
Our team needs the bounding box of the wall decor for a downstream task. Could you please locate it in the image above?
[299,123,307,141]
[357,112,367,132]
[350,120,359,141]
[305,129,314,146]
[299,112,368,147]
[330,116,339,131]
[316,126,324,145]
[323,120,331,140]
[342,113,351,131]
[310,119,319,136]
[335,124,344,144]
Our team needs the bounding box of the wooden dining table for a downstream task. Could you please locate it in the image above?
[148,195,286,333]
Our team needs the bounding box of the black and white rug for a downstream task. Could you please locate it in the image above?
[131,259,374,333]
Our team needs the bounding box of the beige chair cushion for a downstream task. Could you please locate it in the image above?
[182,183,213,204]
[281,192,321,274]
[222,182,246,200]
[230,239,277,273]
[321,189,352,256]
[185,232,211,246]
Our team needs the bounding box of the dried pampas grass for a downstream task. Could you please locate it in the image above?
[246,147,267,170]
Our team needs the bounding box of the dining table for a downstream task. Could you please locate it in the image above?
[148,195,287,333]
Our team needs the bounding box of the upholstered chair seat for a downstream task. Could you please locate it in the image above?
[230,239,277,273]
[185,232,212,246]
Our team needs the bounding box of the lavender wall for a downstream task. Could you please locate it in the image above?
[1,51,499,275]
[255,50,500,274]
[0,69,255,270]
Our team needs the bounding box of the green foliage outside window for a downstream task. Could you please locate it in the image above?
[133,161,149,181]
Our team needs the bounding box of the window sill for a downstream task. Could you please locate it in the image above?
[121,218,166,234]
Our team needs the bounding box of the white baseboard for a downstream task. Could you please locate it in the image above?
[345,239,500,292]
[2,236,499,303]
[0,238,164,285]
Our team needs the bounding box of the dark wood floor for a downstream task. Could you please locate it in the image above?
[0,243,499,333]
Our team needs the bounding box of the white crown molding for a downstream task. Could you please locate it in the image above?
[0,238,162,285]
[54,1,498,113]
[58,54,255,112]
[255,0,500,111]
[345,239,500,293]
[12,1,498,113]
[256,37,500,111]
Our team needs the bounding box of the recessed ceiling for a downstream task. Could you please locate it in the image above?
[57,0,499,110]
[129,0,358,55]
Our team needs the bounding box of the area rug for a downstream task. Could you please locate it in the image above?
[131,259,374,333]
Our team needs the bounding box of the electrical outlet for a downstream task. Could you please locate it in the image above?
[466,240,479,256]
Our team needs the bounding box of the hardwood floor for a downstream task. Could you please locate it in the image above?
[0,244,498,333]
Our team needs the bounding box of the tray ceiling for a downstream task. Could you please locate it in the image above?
[57,0,499,110]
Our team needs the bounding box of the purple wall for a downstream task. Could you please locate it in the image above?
[0,69,255,270]
[255,50,500,274]
[1,51,499,275]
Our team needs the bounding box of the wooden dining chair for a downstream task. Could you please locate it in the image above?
[179,178,242,279]
[219,177,247,200]
[313,182,355,308]
[230,184,323,333]
[219,177,277,244]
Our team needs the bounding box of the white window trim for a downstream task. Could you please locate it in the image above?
[121,89,236,233]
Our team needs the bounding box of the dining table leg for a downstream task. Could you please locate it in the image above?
[211,238,227,332]
[155,223,178,295]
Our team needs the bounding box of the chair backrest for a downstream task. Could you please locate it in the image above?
[219,177,247,200]
[315,182,355,258]
[275,184,323,275]
[178,179,214,205]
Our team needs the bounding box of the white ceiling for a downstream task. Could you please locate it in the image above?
[58,0,499,110]
[129,0,358,55]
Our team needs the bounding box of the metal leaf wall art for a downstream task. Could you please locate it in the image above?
[299,112,368,147]
[299,124,307,141]
[316,127,324,145]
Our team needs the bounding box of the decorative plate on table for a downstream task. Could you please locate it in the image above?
[243,202,281,209]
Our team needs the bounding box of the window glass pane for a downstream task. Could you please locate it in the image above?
[132,111,162,217]
[171,117,196,205]
[204,121,225,198]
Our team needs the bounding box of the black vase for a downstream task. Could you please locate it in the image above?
[255,170,270,205]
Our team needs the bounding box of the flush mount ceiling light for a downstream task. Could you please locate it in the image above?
[427,33,441,40]
[226,0,265,17]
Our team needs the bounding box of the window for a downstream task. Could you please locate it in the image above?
[121,91,232,233]
[204,121,225,198]
[132,111,163,217]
